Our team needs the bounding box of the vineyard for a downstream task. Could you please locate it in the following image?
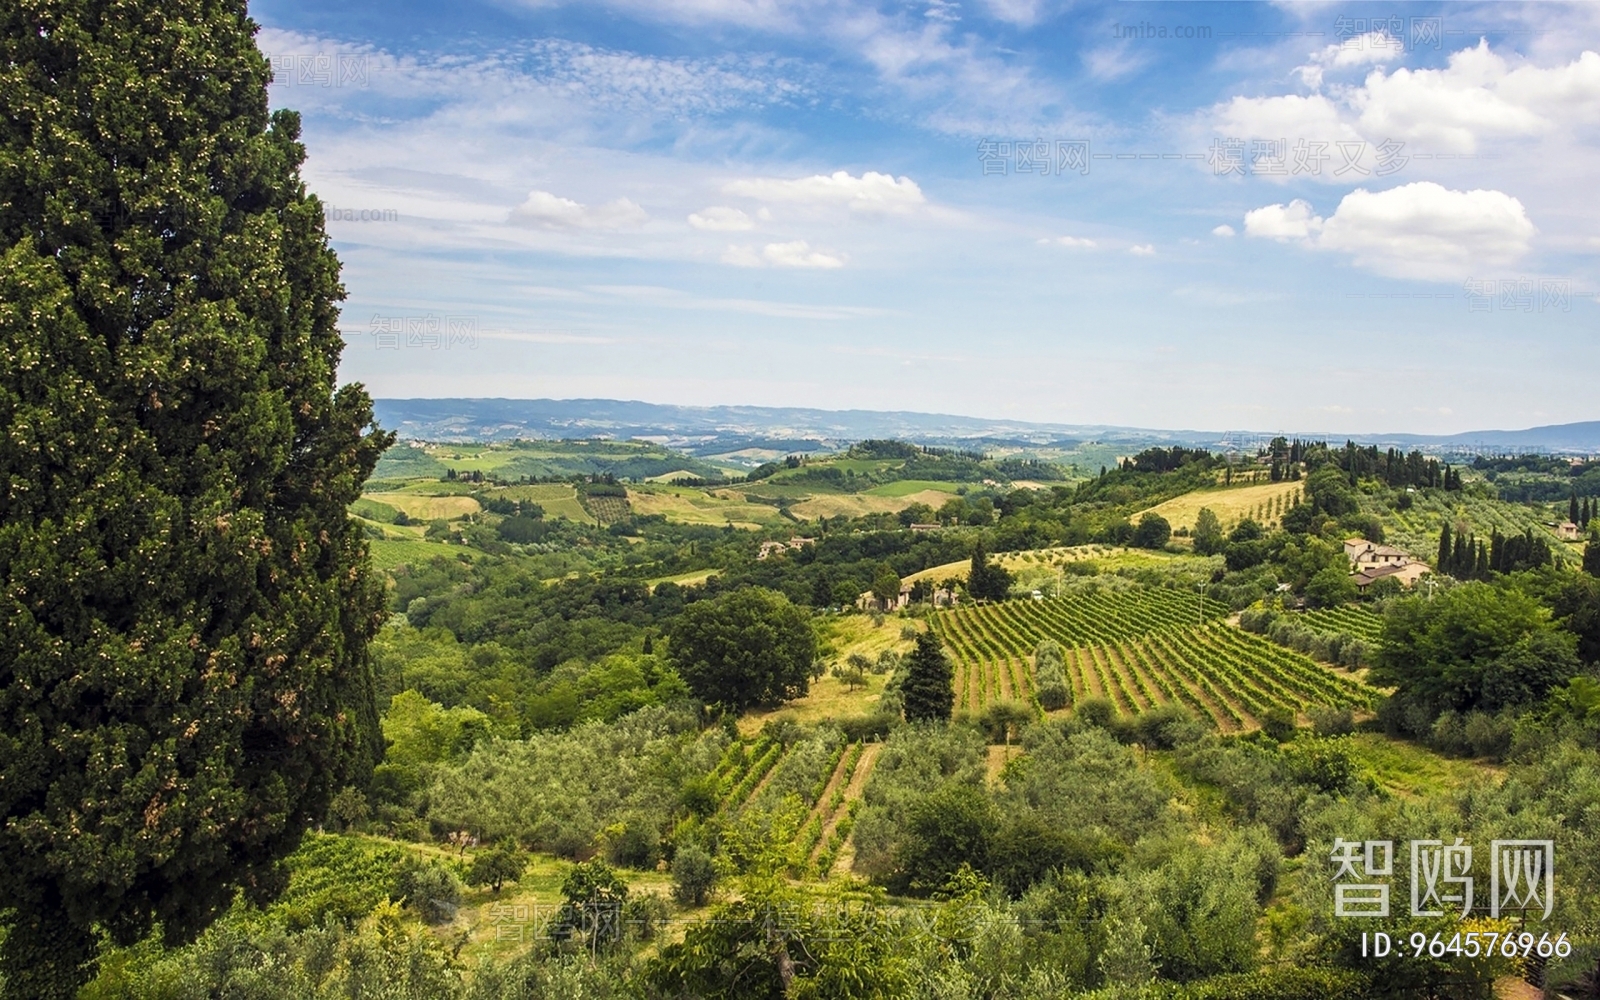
[1297,605,1384,643]
[930,589,1229,712]
[704,732,879,880]
[931,590,1374,729]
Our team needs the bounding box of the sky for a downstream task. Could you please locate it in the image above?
[253,0,1600,436]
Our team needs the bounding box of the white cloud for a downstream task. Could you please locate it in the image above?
[1243,199,1323,240]
[1295,34,1403,90]
[1242,182,1535,280]
[1211,224,1235,237]
[509,190,649,230]
[1317,182,1535,279]
[1039,235,1097,248]
[722,240,846,268]
[1129,244,1156,256]
[723,171,926,213]
[1213,40,1600,158]
[1082,45,1148,82]
[688,206,755,231]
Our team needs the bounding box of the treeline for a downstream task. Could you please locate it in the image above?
[1436,523,1553,579]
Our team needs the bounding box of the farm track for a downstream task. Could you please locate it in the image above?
[814,744,881,876]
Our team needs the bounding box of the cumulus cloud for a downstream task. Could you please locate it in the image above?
[1213,40,1600,158]
[1241,182,1535,280]
[1211,224,1235,237]
[509,191,649,230]
[1243,199,1324,240]
[1296,33,1403,90]
[688,206,755,231]
[723,171,926,213]
[1129,244,1156,256]
[722,240,846,268]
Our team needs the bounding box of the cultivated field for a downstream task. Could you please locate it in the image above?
[930,590,1373,727]
[626,486,789,530]
[499,483,595,524]
[862,480,964,498]
[1135,481,1303,532]
[363,492,481,521]
[787,488,954,520]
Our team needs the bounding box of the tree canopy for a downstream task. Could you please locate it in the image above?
[901,632,955,723]
[0,3,389,994]
[667,588,816,710]
[1371,582,1582,732]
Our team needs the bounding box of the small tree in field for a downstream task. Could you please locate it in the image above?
[902,632,955,723]
[1034,640,1070,711]
[467,841,528,894]
[671,844,718,907]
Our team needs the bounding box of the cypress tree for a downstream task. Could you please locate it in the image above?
[902,631,955,723]
[1571,494,1582,525]
[1586,528,1600,578]
[0,4,390,995]
[1437,522,1452,571]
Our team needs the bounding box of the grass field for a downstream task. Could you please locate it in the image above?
[1136,481,1303,532]
[627,486,789,530]
[903,544,1208,587]
[787,488,952,521]
[364,492,481,521]
[862,480,964,498]
[497,484,595,524]
[738,614,922,735]
[367,537,470,571]
[646,568,718,590]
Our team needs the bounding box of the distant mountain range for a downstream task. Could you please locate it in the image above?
[371,398,1600,456]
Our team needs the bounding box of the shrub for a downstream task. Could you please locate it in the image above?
[671,844,718,907]
[394,858,463,924]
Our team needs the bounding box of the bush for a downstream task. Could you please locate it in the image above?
[1261,707,1297,742]
[1075,697,1116,729]
[671,844,717,907]
[393,858,463,924]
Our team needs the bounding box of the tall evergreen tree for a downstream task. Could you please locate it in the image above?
[1571,494,1582,525]
[901,631,955,723]
[1587,528,1600,579]
[0,4,390,995]
[1437,521,1452,571]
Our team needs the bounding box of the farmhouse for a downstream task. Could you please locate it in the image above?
[1344,538,1411,568]
[1352,561,1433,592]
[1555,521,1582,542]
[757,536,817,560]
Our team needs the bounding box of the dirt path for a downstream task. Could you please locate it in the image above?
[815,743,882,874]
[805,745,857,823]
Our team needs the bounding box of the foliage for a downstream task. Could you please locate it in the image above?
[393,858,463,924]
[902,631,956,723]
[671,843,718,906]
[1035,640,1070,711]
[668,588,816,710]
[1133,513,1173,550]
[0,2,398,993]
[1373,582,1582,737]
[550,860,629,955]
[427,705,717,856]
[465,841,527,893]
[967,542,1015,601]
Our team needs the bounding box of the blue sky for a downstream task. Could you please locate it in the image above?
[253,0,1600,435]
